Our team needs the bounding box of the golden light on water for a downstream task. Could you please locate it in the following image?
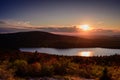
[78,51,93,57]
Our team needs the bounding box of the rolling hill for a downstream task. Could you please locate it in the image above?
[0,31,120,49]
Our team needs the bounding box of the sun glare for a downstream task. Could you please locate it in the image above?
[78,51,93,57]
[78,24,91,31]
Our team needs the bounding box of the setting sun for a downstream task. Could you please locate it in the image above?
[78,24,91,31]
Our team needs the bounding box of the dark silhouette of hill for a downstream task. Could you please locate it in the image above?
[0,31,120,49]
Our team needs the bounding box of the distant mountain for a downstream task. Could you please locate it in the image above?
[0,31,120,49]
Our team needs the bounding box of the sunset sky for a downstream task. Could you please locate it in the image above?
[0,0,120,35]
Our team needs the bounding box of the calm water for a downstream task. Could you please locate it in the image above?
[20,48,120,56]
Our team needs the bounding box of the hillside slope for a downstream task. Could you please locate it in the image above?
[0,31,120,48]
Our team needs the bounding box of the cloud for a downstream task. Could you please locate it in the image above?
[0,20,120,36]
[52,28,120,36]
[0,20,33,28]
[0,20,79,33]
[7,21,33,29]
[0,20,37,33]
[38,26,78,32]
[85,29,120,35]
[0,20,7,25]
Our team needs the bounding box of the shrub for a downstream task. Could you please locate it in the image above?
[28,62,41,77]
[13,59,28,77]
[0,61,15,80]
[41,64,54,77]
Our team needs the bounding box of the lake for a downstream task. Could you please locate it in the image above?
[20,48,120,56]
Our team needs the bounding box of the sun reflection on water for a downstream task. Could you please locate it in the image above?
[78,51,93,57]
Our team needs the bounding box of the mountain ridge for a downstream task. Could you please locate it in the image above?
[0,31,120,49]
